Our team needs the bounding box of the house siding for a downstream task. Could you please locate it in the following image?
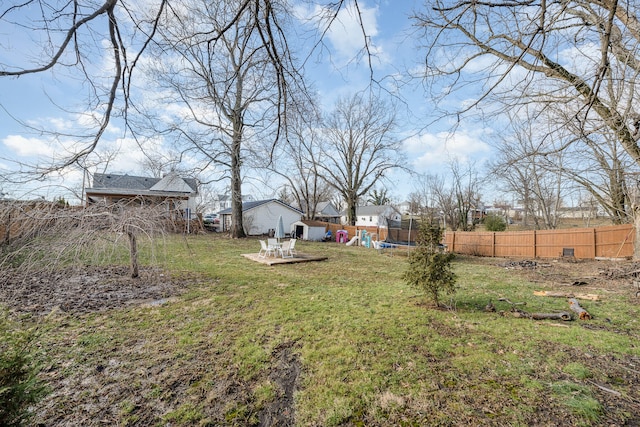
[219,199,302,235]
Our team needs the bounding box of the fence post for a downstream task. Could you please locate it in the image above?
[533,230,537,258]
[492,232,496,257]
[592,228,597,258]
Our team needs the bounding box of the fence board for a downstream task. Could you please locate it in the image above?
[445,224,634,259]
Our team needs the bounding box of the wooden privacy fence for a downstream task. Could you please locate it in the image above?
[444,224,635,259]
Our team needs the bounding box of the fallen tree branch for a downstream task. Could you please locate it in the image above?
[498,297,526,306]
[533,291,600,301]
[547,323,571,328]
[568,298,592,320]
[587,380,621,397]
[530,312,573,321]
[503,309,573,321]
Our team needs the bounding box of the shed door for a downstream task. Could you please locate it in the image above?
[295,225,304,239]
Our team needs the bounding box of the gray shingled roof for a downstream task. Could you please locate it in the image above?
[218,199,302,215]
[345,205,400,216]
[90,173,198,194]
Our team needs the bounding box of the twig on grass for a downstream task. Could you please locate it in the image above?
[587,380,621,397]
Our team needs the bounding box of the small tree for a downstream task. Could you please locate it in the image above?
[484,214,507,232]
[403,223,456,307]
[0,309,48,426]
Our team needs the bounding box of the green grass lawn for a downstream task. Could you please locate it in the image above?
[26,234,640,426]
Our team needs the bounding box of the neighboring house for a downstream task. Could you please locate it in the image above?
[396,201,412,215]
[299,201,341,223]
[557,206,603,220]
[468,207,486,225]
[210,194,255,214]
[291,220,327,241]
[343,205,402,228]
[218,199,302,235]
[85,172,198,217]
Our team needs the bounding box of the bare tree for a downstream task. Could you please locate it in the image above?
[0,0,167,176]
[141,0,309,238]
[406,191,424,216]
[415,0,640,252]
[317,92,403,226]
[0,1,374,180]
[549,107,636,224]
[490,113,567,229]
[491,106,635,227]
[416,174,458,231]
[139,152,184,180]
[416,161,483,231]
[268,102,332,220]
[450,161,483,231]
[409,176,442,222]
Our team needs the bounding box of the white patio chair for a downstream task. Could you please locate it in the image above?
[279,240,293,258]
[267,238,278,251]
[259,240,274,258]
[288,239,297,257]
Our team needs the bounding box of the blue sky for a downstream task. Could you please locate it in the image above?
[0,0,494,204]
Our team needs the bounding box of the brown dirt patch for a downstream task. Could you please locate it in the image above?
[258,341,301,427]
[476,255,640,299]
[0,265,191,316]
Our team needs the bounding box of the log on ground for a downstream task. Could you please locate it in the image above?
[568,298,591,320]
[505,309,573,321]
[533,291,600,301]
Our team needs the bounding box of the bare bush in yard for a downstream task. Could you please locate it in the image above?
[0,200,177,279]
[403,223,456,307]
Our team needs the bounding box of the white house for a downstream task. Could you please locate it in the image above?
[291,220,327,241]
[345,205,402,228]
[218,199,302,235]
[396,201,412,215]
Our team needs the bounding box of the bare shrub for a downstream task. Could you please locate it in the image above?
[0,199,178,279]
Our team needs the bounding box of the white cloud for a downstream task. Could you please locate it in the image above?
[558,42,599,75]
[109,136,165,173]
[2,135,55,157]
[327,3,380,59]
[404,128,492,173]
[297,1,384,64]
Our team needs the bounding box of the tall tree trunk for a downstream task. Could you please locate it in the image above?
[634,208,640,261]
[230,116,246,238]
[347,194,357,226]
